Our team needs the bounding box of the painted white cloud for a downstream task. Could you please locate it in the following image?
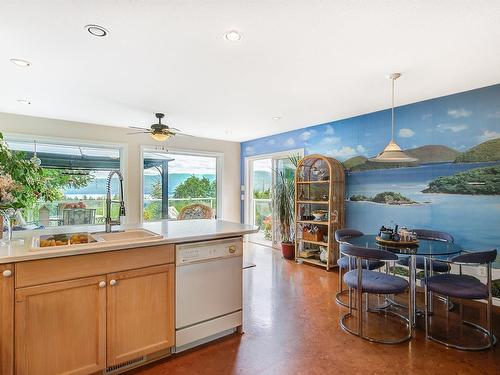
[267,139,276,146]
[448,108,472,118]
[245,146,255,155]
[326,146,357,160]
[487,111,500,119]
[356,145,367,154]
[436,123,468,132]
[284,138,295,147]
[399,128,415,138]
[299,130,313,141]
[421,113,432,120]
[321,136,340,145]
[477,130,500,142]
[324,125,334,135]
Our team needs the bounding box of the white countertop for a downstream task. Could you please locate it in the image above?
[0,219,258,263]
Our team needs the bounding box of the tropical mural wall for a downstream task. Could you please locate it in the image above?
[241,84,500,258]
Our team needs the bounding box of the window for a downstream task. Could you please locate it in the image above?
[4,137,122,230]
[142,148,220,221]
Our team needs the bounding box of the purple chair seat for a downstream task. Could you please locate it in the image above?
[424,274,488,299]
[344,270,409,294]
[397,256,450,272]
[337,257,384,271]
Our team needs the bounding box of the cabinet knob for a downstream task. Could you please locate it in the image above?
[3,269,12,278]
[109,279,117,286]
[98,281,106,288]
[229,245,236,254]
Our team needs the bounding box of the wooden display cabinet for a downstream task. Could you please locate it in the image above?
[294,154,345,270]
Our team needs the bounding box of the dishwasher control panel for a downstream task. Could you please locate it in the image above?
[176,238,243,265]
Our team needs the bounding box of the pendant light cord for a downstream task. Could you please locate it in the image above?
[391,77,395,142]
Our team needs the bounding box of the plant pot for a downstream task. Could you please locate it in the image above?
[281,242,295,260]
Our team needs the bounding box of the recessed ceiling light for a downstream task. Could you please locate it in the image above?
[84,24,109,37]
[17,99,31,105]
[10,58,31,67]
[272,116,282,121]
[224,30,242,41]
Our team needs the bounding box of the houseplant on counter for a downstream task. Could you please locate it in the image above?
[0,132,59,241]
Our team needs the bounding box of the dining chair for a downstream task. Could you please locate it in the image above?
[396,229,454,311]
[335,229,385,307]
[423,249,497,351]
[339,243,412,344]
[397,229,453,272]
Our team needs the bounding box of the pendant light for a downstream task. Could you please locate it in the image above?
[369,73,418,163]
[30,140,42,166]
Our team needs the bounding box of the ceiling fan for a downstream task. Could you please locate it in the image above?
[127,113,190,141]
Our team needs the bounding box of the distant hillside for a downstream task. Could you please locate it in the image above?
[405,145,459,163]
[455,138,500,163]
[342,156,367,169]
[65,173,215,196]
[343,145,459,171]
[422,165,500,195]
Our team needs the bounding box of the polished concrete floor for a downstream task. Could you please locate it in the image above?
[131,242,500,375]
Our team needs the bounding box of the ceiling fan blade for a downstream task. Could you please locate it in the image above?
[128,126,149,130]
[171,131,195,137]
[126,131,151,135]
[168,127,181,132]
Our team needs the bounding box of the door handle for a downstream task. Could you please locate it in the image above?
[109,279,117,286]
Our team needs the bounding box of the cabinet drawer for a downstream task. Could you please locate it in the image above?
[15,244,174,288]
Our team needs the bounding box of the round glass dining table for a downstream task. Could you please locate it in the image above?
[342,235,463,326]
[346,234,462,258]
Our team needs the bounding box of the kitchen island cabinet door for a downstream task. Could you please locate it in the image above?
[15,276,107,375]
[106,264,174,366]
[1,264,14,375]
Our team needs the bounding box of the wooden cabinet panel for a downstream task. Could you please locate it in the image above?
[107,264,174,366]
[0,264,14,375]
[16,244,174,288]
[15,276,106,375]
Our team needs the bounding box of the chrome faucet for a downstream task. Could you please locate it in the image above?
[105,170,126,233]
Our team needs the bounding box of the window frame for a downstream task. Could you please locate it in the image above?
[140,145,223,222]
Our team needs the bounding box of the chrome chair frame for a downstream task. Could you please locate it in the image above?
[423,252,497,351]
[340,246,412,344]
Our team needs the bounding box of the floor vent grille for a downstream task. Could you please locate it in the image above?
[105,356,146,374]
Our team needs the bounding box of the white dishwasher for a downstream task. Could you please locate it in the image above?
[175,237,243,352]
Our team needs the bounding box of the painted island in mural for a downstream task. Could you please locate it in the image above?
[241,84,500,254]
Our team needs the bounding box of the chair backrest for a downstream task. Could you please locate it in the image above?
[451,249,497,265]
[178,204,214,220]
[340,243,398,261]
[413,229,454,243]
[335,228,364,242]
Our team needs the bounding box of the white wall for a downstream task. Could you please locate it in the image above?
[0,112,241,223]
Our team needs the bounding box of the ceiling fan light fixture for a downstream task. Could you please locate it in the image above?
[151,132,170,142]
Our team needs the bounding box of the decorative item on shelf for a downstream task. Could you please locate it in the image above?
[299,249,319,259]
[319,246,328,263]
[321,194,328,200]
[302,225,324,242]
[312,210,325,221]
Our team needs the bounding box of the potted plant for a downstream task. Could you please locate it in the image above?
[274,155,301,259]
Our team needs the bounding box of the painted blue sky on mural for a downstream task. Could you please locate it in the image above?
[241,84,500,159]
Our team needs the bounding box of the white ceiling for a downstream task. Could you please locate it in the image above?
[1,1,500,142]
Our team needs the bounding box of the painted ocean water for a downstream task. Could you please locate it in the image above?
[346,162,500,255]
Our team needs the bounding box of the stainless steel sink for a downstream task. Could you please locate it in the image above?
[92,229,162,242]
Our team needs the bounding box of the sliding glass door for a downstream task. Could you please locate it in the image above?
[246,149,303,247]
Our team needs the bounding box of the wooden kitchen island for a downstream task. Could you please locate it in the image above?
[0,220,257,375]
